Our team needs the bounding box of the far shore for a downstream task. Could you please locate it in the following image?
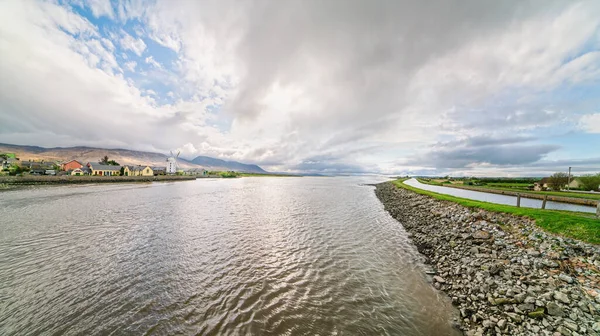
[0,175,197,189]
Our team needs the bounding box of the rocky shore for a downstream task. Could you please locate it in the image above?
[375,182,600,336]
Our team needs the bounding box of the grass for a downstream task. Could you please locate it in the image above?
[392,179,600,245]
[417,178,600,201]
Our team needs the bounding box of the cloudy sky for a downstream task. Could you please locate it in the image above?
[1,0,599,176]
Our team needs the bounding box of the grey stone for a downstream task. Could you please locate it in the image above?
[433,276,446,283]
[497,319,507,329]
[547,302,565,317]
[472,230,491,240]
[558,273,574,284]
[556,326,572,336]
[563,321,578,332]
[554,292,570,304]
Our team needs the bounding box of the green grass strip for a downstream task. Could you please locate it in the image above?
[392,179,600,245]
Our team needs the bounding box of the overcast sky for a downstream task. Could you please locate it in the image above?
[1,0,599,176]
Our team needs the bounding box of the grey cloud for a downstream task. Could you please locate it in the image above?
[406,135,559,169]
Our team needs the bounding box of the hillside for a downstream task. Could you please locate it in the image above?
[0,143,267,173]
[190,156,267,174]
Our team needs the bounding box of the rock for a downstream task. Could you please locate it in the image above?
[492,298,514,305]
[518,303,535,311]
[472,230,491,240]
[563,321,578,332]
[497,319,507,329]
[528,307,545,319]
[505,312,522,323]
[543,259,559,268]
[558,273,574,284]
[556,326,572,336]
[554,292,570,304]
[547,302,565,317]
[433,276,446,284]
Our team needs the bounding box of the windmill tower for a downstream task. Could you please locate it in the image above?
[166,150,180,174]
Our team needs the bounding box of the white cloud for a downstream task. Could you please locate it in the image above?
[86,0,114,19]
[1,0,599,174]
[119,31,146,56]
[124,61,137,72]
[580,113,600,133]
[144,56,162,69]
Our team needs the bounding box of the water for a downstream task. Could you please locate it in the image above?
[0,177,459,336]
[404,178,596,213]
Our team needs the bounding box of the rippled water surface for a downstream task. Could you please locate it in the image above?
[0,177,459,335]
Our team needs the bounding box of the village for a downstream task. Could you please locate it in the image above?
[0,152,210,178]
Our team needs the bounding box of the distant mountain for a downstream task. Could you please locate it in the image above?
[190,156,267,173]
[0,143,268,173]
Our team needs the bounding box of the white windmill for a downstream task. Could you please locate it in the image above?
[166,150,180,174]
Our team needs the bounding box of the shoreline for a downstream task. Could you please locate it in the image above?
[0,175,197,189]
[375,181,599,335]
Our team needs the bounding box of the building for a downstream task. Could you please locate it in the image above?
[1,157,18,170]
[87,163,121,176]
[183,168,207,176]
[534,178,551,191]
[567,178,581,189]
[166,157,177,174]
[123,165,154,176]
[70,167,90,176]
[61,160,83,171]
[152,167,166,176]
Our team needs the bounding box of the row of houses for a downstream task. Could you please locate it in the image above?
[62,160,206,177]
[533,177,590,191]
[63,160,167,177]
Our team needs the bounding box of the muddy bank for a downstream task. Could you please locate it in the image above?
[0,175,196,186]
[375,182,600,336]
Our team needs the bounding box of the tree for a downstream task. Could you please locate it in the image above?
[548,172,568,191]
[99,156,120,166]
[578,173,600,191]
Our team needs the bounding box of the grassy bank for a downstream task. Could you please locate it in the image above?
[392,179,600,245]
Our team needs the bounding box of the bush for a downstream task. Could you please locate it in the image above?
[578,173,600,191]
[548,172,568,191]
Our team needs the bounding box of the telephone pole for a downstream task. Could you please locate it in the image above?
[567,166,571,191]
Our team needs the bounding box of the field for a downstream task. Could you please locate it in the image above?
[393,179,600,245]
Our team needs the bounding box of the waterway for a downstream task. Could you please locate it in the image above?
[0,177,459,335]
[404,178,596,213]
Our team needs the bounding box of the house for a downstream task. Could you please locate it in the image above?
[151,167,166,176]
[21,161,56,171]
[123,165,154,176]
[567,178,581,189]
[61,160,83,171]
[534,178,551,191]
[183,168,206,176]
[70,167,90,176]
[1,157,18,170]
[87,163,121,176]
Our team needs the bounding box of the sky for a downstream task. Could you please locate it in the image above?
[0,0,599,176]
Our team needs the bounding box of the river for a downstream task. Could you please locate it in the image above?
[0,177,459,336]
[403,178,597,214]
